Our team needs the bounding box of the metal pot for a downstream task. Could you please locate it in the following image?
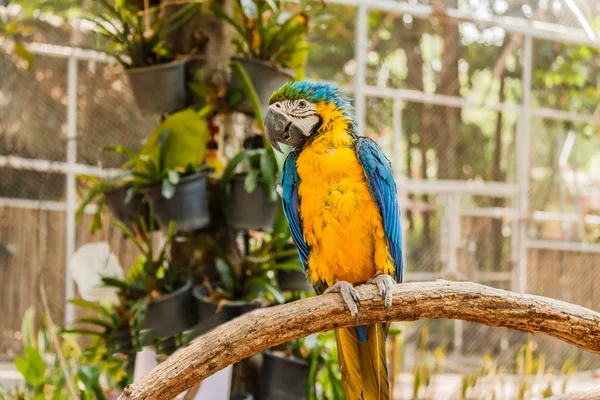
[229,57,294,115]
[145,280,198,340]
[142,172,210,233]
[227,176,278,232]
[125,59,188,115]
[260,351,309,400]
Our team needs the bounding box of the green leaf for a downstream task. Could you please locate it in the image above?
[134,110,209,184]
[211,3,247,39]
[14,41,33,70]
[113,219,147,254]
[161,178,176,199]
[74,317,113,330]
[264,0,278,12]
[221,150,250,185]
[244,169,259,193]
[15,347,46,385]
[230,61,265,132]
[101,277,133,291]
[60,329,103,337]
[69,299,110,316]
[264,283,285,304]
[240,0,257,18]
[215,258,235,294]
[272,261,303,272]
[226,88,245,107]
[21,306,36,349]
[260,153,278,202]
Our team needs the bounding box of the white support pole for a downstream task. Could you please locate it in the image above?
[444,193,461,279]
[64,56,78,325]
[513,35,533,294]
[354,4,368,132]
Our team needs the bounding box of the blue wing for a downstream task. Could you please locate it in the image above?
[280,151,310,271]
[355,137,403,283]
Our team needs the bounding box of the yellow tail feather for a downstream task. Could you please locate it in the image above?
[335,323,390,400]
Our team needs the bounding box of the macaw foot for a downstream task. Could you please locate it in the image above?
[324,281,361,323]
[367,273,395,310]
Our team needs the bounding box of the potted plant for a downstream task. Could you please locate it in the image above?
[100,215,199,343]
[85,0,201,114]
[192,229,294,335]
[220,61,287,232]
[222,136,279,231]
[77,162,153,234]
[131,108,212,233]
[212,0,312,114]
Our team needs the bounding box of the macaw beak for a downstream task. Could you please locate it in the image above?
[264,108,288,154]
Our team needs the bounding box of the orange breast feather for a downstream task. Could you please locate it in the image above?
[296,139,395,287]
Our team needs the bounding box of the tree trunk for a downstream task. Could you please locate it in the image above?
[434,0,461,180]
[400,19,431,240]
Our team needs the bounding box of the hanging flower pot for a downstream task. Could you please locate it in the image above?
[104,185,155,230]
[125,59,189,115]
[229,57,294,115]
[259,351,309,400]
[142,172,210,233]
[144,280,198,340]
[227,175,278,232]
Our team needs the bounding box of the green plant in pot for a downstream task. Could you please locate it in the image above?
[221,61,289,232]
[63,299,143,384]
[98,215,199,347]
[76,159,152,235]
[132,108,212,233]
[192,227,299,335]
[212,0,312,114]
[85,0,200,114]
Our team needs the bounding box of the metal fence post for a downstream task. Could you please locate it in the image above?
[64,56,78,325]
[513,34,533,293]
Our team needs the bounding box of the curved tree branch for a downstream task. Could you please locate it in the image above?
[119,281,600,400]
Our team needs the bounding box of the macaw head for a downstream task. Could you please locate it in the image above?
[265,81,355,153]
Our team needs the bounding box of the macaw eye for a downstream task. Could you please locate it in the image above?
[298,100,307,108]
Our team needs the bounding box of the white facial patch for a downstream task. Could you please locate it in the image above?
[269,99,320,137]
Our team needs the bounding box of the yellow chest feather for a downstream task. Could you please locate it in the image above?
[296,138,393,286]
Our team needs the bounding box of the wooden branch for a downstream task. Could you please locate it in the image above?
[119,281,600,400]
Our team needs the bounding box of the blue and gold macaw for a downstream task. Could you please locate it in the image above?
[264,81,403,400]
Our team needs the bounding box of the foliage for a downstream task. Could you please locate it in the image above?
[75,170,133,234]
[84,0,200,67]
[62,298,144,363]
[221,60,282,198]
[7,307,127,400]
[411,326,446,400]
[76,108,210,233]
[102,212,178,300]
[132,108,211,198]
[305,332,343,400]
[212,0,312,76]
[0,7,33,69]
